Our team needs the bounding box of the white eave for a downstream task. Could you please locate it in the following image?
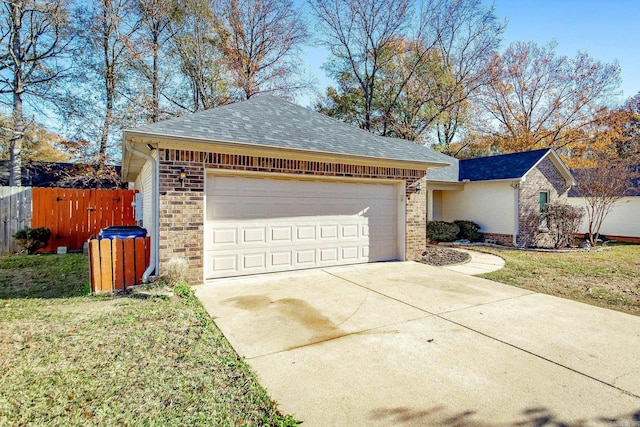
[525,150,576,186]
[122,130,451,182]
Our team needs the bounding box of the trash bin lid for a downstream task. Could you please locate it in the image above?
[98,226,147,239]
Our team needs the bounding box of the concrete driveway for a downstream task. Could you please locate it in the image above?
[195,261,640,426]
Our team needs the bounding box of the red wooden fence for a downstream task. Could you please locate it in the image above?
[89,237,151,292]
[31,188,137,252]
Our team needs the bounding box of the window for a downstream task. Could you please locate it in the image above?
[539,191,549,229]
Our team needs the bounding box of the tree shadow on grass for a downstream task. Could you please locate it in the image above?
[0,253,91,299]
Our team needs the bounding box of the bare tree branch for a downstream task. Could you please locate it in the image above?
[0,0,70,185]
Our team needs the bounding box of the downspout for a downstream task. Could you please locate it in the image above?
[124,139,159,283]
[510,181,520,247]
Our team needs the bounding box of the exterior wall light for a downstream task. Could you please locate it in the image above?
[179,169,187,185]
[415,182,422,194]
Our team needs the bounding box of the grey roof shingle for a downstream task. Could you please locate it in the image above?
[128,95,450,166]
[425,151,459,182]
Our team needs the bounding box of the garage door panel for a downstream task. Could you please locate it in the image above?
[205,175,401,279]
[319,225,338,239]
[296,225,316,240]
[212,228,237,244]
[361,246,370,258]
[341,224,359,238]
[296,249,316,265]
[320,248,338,262]
[243,228,266,244]
[271,226,292,242]
[211,255,237,272]
[242,253,266,269]
[341,246,359,260]
[271,251,292,266]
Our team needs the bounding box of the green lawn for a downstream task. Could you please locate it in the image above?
[479,244,640,316]
[0,254,297,426]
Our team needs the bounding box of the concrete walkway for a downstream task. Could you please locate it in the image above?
[442,247,505,275]
[196,262,640,426]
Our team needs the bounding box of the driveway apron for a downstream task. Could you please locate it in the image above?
[195,261,640,426]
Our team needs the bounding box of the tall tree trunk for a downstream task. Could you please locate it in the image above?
[9,0,24,186]
[9,88,24,186]
[99,0,114,158]
[151,24,159,122]
[99,70,114,156]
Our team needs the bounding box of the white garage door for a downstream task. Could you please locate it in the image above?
[204,174,402,279]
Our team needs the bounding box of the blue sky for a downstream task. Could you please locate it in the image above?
[299,0,640,106]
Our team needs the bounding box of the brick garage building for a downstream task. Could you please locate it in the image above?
[122,96,449,283]
[426,149,575,247]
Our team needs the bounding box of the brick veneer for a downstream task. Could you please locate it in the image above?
[483,233,513,246]
[517,157,570,247]
[158,149,427,283]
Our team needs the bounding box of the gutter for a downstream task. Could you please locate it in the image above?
[123,130,450,171]
[124,139,159,283]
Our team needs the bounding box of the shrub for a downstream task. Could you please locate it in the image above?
[13,227,51,254]
[426,221,460,242]
[163,257,189,287]
[454,220,483,241]
[174,282,195,299]
[540,203,584,248]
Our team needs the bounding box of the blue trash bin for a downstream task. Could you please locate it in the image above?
[98,226,147,240]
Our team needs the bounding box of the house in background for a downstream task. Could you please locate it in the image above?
[426,149,575,247]
[0,160,124,189]
[567,167,640,242]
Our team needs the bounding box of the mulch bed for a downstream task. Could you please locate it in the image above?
[419,245,470,266]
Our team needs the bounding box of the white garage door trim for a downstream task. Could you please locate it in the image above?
[204,170,405,280]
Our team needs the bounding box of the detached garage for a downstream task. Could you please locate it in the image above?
[121,95,449,283]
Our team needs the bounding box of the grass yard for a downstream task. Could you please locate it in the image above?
[479,244,640,316]
[0,254,297,426]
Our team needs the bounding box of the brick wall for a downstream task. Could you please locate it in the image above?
[405,176,427,259]
[517,157,569,247]
[158,149,426,283]
[483,233,513,246]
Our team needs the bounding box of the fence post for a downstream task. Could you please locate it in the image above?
[89,239,102,291]
[0,187,32,254]
[89,237,150,293]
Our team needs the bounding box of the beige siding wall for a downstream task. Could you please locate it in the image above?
[567,197,640,238]
[441,182,515,234]
[432,190,443,220]
[133,154,157,254]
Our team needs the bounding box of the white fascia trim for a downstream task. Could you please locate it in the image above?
[123,130,451,171]
[525,149,575,186]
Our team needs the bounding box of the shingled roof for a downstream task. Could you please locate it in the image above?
[426,148,574,184]
[126,95,450,166]
[458,148,552,181]
[424,151,459,182]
